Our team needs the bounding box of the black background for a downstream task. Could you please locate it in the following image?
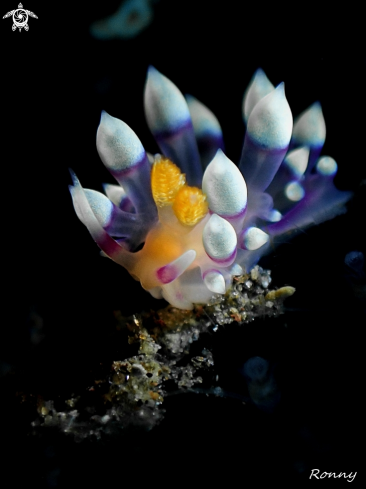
[1,1,365,486]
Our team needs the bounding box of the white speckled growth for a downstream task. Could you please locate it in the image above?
[202,214,237,262]
[144,66,191,133]
[84,189,113,227]
[102,184,127,207]
[97,111,146,171]
[267,209,282,222]
[202,149,247,217]
[316,156,337,176]
[284,147,309,178]
[247,83,293,149]
[186,95,222,136]
[241,227,269,251]
[203,270,226,294]
[285,181,305,202]
[292,102,326,147]
[242,68,275,123]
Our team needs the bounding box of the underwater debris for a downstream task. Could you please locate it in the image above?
[31,267,293,439]
[90,0,159,40]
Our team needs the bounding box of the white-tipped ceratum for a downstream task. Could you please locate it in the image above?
[70,67,352,309]
[242,68,275,123]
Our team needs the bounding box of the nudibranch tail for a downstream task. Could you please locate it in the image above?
[266,165,353,237]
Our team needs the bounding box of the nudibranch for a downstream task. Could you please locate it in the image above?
[70,66,352,309]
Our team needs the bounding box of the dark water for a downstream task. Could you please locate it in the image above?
[1,1,364,486]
